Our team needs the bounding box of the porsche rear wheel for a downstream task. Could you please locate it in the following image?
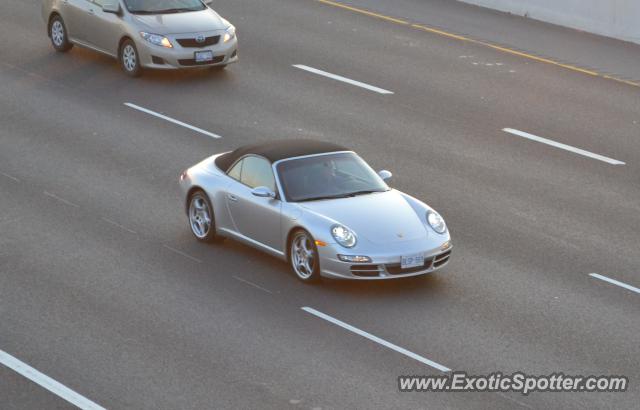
[188,190,218,242]
[289,230,320,282]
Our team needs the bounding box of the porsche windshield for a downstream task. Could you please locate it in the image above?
[277,152,389,202]
[124,0,206,14]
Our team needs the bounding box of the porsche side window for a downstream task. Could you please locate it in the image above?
[228,159,243,181]
[240,156,275,191]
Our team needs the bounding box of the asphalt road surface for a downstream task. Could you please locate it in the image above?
[1,0,639,409]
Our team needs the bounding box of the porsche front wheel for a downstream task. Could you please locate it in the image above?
[289,230,320,282]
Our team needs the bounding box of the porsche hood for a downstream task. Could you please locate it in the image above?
[298,190,429,245]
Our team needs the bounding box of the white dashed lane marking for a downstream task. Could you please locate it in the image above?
[503,128,625,165]
[124,103,223,139]
[0,349,107,410]
[293,65,394,95]
[302,307,451,372]
[589,273,640,295]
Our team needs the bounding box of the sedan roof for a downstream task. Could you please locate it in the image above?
[215,139,348,172]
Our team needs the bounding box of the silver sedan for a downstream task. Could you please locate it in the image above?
[179,140,452,282]
[42,0,238,76]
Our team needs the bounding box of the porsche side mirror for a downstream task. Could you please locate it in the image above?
[102,2,121,14]
[378,170,392,181]
[251,186,276,199]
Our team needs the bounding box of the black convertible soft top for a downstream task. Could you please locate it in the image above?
[214,139,348,172]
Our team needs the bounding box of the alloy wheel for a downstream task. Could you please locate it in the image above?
[291,232,316,280]
[189,194,212,239]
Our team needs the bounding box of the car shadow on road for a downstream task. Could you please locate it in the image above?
[33,47,232,89]
[207,239,449,300]
[133,64,232,84]
[316,272,447,299]
[258,250,447,300]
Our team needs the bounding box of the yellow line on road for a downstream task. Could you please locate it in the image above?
[317,0,409,25]
[316,0,640,88]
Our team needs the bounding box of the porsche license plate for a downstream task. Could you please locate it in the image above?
[401,253,424,269]
[195,50,214,63]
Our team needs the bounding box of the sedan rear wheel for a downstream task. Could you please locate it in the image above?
[290,230,320,282]
[188,191,217,242]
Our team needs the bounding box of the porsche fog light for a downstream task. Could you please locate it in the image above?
[338,255,371,263]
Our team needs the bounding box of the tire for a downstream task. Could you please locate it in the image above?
[289,230,320,283]
[49,15,73,52]
[119,39,142,77]
[188,190,218,243]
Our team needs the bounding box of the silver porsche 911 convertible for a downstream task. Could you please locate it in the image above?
[179,140,452,282]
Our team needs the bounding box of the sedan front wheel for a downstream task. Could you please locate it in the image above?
[120,39,142,77]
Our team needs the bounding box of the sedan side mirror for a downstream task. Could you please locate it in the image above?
[251,186,276,199]
[102,2,121,14]
[378,170,393,181]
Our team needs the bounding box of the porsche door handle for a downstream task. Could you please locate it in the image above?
[227,194,238,202]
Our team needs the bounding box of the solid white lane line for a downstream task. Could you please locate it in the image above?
[162,244,203,264]
[301,307,450,372]
[44,191,80,208]
[0,349,106,410]
[293,65,394,95]
[124,103,222,139]
[1,171,20,182]
[233,276,274,294]
[101,218,137,235]
[502,128,625,165]
[589,273,640,295]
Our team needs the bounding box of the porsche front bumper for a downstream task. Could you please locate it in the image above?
[317,241,452,280]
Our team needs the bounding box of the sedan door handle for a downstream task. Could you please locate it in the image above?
[227,194,238,202]
[88,8,95,14]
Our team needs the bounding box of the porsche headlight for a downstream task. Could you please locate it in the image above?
[331,224,357,248]
[223,25,236,42]
[140,32,172,48]
[427,211,447,234]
